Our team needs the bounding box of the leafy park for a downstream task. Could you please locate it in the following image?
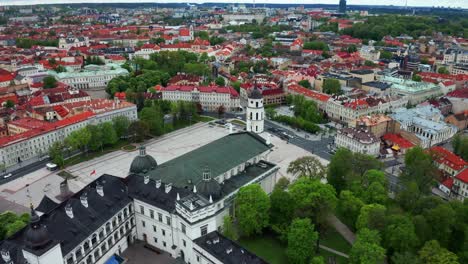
[226,145,467,264]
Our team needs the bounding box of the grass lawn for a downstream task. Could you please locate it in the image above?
[320,228,352,254]
[122,145,136,151]
[318,249,348,264]
[231,119,246,126]
[238,233,288,264]
[57,170,77,180]
[239,231,350,264]
[197,115,216,122]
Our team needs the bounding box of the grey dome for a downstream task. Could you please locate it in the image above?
[196,179,222,200]
[129,146,158,174]
[249,87,263,99]
[196,167,222,200]
[24,206,51,250]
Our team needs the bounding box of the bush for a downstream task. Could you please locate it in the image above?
[273,115,320,134]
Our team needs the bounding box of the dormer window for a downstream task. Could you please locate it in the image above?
[65,203,74,219]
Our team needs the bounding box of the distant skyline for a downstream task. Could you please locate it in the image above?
[0,0,467,8]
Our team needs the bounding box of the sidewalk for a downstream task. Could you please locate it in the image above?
[319,244,349,258]
[327,214,356,245]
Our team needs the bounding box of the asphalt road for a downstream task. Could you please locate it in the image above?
[0,160,50,185]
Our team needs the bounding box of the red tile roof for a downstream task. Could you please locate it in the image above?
[447,88,468,99]
[430,146,467,171]
[382,133,415,149]
[456,168,468,183]
[179,28,190,37]
[0,111,94,147]
[288,84,330,102]
[441,177,454,189]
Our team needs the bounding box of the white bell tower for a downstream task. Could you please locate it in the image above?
[246,86,264,133]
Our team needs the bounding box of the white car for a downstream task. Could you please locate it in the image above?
[3,173,12,179]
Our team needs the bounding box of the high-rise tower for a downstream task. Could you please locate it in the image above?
[339,0,347,13]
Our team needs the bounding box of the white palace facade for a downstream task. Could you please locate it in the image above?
[0,132,277,264]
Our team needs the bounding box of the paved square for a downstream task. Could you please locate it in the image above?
[0,122,327,209]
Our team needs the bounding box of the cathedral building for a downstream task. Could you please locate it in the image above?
[0,132,277,264]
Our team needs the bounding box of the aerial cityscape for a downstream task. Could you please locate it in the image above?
[0,1,466,264]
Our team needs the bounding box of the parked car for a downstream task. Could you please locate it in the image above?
[2,173,12,179]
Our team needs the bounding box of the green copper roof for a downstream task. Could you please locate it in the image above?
[146,132,271,188]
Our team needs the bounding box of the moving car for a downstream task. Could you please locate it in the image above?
[2,173,12,179]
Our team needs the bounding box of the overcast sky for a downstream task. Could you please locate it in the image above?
[0,0,466,8]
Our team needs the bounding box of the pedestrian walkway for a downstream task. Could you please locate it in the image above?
[319,244,349,258]
[327,214,356,244]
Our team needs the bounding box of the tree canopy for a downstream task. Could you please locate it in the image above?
[235,184,270,237]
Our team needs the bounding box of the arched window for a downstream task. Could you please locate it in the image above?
[256,102,258,108]
[250,112,252,119]
[256,113,259,120]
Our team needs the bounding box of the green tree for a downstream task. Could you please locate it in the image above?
[55,65,66,73]
[452,135,468,161]
[356,204,387,232]
[5,220,27,238]
[235,184,270,237]
[364,60,376,66]
[231,81,241,92]
[438,67,450,74]
[380,50,393,60]
[215,77,226,86]
[0,211,30,239]
[127,120,149,143]
[100,122,118,146]
[401,146,438,195]
[113,116,130,139]
[337,190,364,228]
[270,188,294,241]
[392,252,421,264]
[48,142,65,168]
[384,214,419,255]
[287,156,326,180]
[423,203,456,247]
[363,182,388,205]
[140,106,164,136]
[274,177,290,191]
[310,256,325,264]
[43,76,57,89]
[222,215,238,241]
[349,228,386,264]
[303,41,329,51]
[298,80,312,89]
[396,181,422,212]
[66,127,91,152]
[265,107,277,119]
[288,178,337,233]
[322,79,342,95]
[4,100,14,108]
[419,240,459,264]
[286,218,318,264]
[413,214,432,246]
[327,148,353,193]
[347,44,358,53]
[87,125,103,152]
[412,74,422,82]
